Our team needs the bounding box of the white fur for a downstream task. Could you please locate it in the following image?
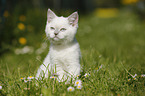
[36,9,81,82]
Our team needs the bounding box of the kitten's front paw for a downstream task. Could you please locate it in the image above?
[57,74,69,82]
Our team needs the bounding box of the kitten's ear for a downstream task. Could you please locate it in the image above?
[47,9,57,23]
[68,12,79,26]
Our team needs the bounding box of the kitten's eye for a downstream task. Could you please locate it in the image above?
[50,27,55,30]
[60,28,66,31]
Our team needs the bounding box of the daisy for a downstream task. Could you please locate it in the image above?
[132,74,137,80]
[50,76,56,79]
[76,84,83,89]
[67,86,75,92]
[77,74,80,78]
[27,76,34,81]
[20,77,25,80]
[74,79,82,86]
[132,74,137,78]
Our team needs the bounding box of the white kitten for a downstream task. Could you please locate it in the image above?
[36,9,81,82]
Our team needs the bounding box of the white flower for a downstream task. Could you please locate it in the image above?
[22,46,34,54]
[141,74,145,77]
[20,77,25,80]
[0,85,2,90]
[24,80,28,83]
[128,79,131,81]
[133,78,137,80]
[14,46,34,55]
[27,76,34,81]
[76,84,83,89]
[74,79,82,86]
[84,73,90,78]
[132,74,137,80]
[77,74,80,78]
[50,76,56,79]
[20,77,28,82]
[67,86,75,92]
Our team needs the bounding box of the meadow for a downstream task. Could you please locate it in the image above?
[0,9,145,95]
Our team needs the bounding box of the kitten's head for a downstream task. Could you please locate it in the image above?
[45,9,79,45]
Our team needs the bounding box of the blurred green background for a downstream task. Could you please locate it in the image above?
[0,0,145,75]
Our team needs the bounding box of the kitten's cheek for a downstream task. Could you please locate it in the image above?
[50,34,55,38]
[58,34,65,39]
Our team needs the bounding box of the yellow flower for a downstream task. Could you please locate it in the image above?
[18,23,25,30]
[122,0,139,5]
[95,8,119,18]
[19,15,26,21]
[19,37,27,45]
[3,11,9,17]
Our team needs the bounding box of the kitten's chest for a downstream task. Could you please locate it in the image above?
[51,49,68,59]
[49,47,72,64]
[49,44,80,65]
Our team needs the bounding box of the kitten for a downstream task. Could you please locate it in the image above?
[36,9,81,82]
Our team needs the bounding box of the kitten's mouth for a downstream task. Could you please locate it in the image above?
[52,36,60,41]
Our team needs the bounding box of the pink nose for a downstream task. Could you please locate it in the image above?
[54,32,58,35]
[54,30,59,35]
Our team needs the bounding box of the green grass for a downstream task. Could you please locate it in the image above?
[0,9,145,95]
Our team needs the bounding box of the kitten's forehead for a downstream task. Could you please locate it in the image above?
[50,17,69,28]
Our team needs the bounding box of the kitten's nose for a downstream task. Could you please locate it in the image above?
[54,32,58,35]
[54,31,58,35]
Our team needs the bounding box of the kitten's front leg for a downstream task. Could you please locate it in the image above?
[68,63,80,79]
[55,66,68,82]
[36,54,51,79]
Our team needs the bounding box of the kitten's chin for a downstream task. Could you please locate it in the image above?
[50,37,67,45]
[52,37,60,41]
